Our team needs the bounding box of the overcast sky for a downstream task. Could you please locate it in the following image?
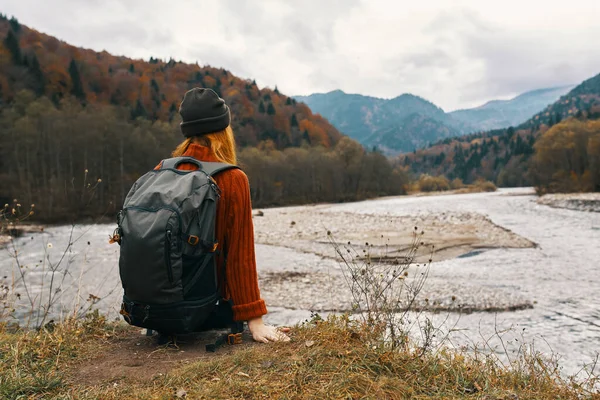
[3,0,600,111]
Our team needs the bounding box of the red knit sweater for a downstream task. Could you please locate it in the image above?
[158,144,267,321]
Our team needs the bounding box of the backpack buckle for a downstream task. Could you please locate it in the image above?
[227,333,242,345]
[187,235,200,246]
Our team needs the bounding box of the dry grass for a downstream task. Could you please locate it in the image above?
[410,175,497,195]
[1,314,598,399]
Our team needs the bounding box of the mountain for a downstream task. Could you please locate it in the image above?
[0,15,342,149]
[295,85,570,154]
[449,85,575,132]
[295,90,466,153]
[402,73,600,186]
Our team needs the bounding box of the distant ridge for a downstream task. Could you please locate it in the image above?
[295,85,572,153]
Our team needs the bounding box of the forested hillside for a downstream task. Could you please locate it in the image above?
[401,73,600,191]
[0,16,341,149]
[0,16,408,222]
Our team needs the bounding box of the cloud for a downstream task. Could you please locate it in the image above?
[2,0,599,110]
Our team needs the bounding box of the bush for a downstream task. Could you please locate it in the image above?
[473,179,497,192]
[450,178,464,190]
[417,174,451,192]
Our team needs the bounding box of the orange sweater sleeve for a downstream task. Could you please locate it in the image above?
[224,170,268,321]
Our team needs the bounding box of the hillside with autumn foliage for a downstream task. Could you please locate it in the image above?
[0,16,409,222]
[0,16,341,149]
[400,73,600,191]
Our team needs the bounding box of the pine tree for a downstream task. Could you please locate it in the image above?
[9,17,21,33]
[68,59,86,100]
[290,114,298,127]
[507,126,515,138]
[214,78,222,96]
[150,79,161,119]
[29,54,45,95]
[303,130,310,144]
[267,103,276,115]
[4,30,22,65]
[131,99,148,119]
[194,71,204,84]
[285,97,292,106]
[129,63,135,73]
[169,103,178,122]
[258,101,266,113]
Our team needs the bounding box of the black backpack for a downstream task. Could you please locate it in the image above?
[116,157,240,341]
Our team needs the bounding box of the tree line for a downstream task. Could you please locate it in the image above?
[0,91,408,223]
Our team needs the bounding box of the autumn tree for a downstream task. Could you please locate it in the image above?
[531,119,600,193]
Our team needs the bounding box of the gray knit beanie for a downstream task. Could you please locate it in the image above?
[179,88,231,137]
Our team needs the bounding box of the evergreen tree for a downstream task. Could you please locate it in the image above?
[68,59,86,100]
[150,79,161,119]
[258,101,266,114]
[131,99,148,119]
[194,71,204,84]
[290,114,298,127]
[169,103,178,122]
[129,63,135,73]
[507,126,515,138]
[286,97,292,106]
[9,17,21,33]
[4,30,22,64]
[303,130,310,144]
[214,78,222,96]
[267,103,276,115]
[29,54,45,95]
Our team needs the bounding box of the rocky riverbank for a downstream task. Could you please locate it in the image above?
[537,193,600,212]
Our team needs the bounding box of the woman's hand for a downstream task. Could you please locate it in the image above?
[247,317,290,343]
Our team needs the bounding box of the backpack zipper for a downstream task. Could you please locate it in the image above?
[164,229,174,284]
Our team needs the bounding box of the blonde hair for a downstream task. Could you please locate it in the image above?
[172,125,237,165]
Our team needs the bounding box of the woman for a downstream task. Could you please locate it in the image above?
[170,87,289,343]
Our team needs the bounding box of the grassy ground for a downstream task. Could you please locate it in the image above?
[1,313,597,400]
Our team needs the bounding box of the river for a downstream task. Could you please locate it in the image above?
[1,188,599,376]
